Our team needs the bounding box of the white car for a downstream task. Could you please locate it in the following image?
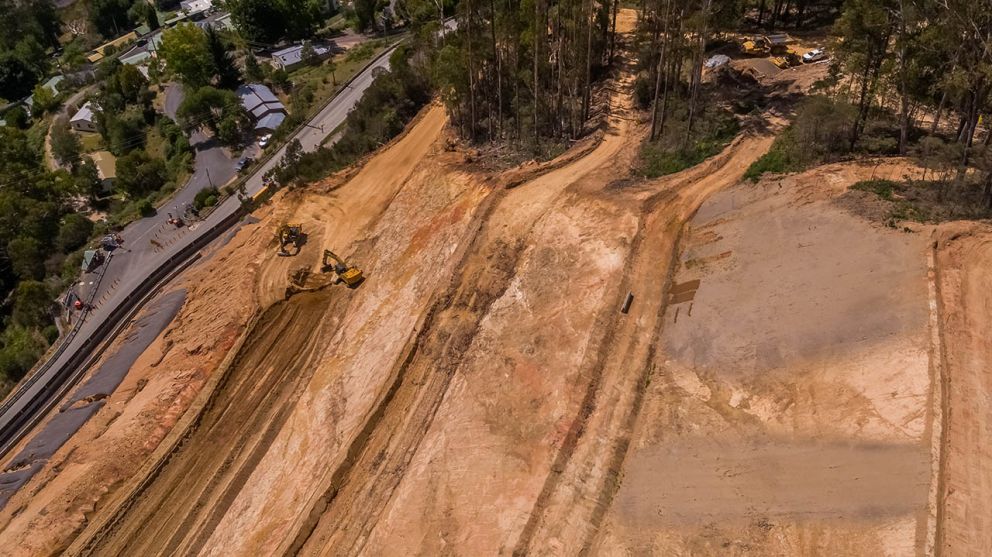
[258,134,272,148]
[803,48,827,63]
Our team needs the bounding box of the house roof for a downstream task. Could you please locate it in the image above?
[765,34,793,45]
[213,14,234,31]
[120,50,152,66]
[42,75,64,95]
[181,0,212,13]
[237,83,285,116]
[71,101,96,124]
[255,112,286,132]
[87,31,139,63]
[272,43,331,68]
[82,250,100,269]
[89,151,117,180]
[251,102,284,119]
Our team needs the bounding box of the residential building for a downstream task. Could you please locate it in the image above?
[271,43,333,72]
[88,151,117,192]
[236,83,287,134]
[41,75,64,96]
[70,102,98,133]
[181,0,212,14]
[87,32,139,63]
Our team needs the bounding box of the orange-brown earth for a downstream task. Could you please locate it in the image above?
[1,12,988,556]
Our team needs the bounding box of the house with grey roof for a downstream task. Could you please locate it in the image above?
[270,43,333,72]
[236,83,287,134]
[70,101,98,133]
[41,75,64,96]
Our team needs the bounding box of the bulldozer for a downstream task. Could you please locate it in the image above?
[322,249,364,287]
[277,223,305,256]
[740,36,770,56]
[771,49,802,69]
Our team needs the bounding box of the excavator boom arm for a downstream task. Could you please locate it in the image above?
[323,249,345,266]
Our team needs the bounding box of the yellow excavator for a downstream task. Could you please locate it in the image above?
[322,249,364,287]
[278,223,304,256]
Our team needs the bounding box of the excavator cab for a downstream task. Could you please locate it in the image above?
[278,224,305,256]
[322,249,364,287]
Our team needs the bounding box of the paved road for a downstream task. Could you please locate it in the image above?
[161,83,241,214]
[0,45,398,463]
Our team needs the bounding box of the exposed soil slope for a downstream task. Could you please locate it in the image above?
[9,11,946,557]
[592,162,936,555]
[933,223,992,556]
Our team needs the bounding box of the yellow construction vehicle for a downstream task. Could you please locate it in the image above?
[771,47,802,68]
[740,36,770,56]
[278,223,305,256]
[322,249,364,287]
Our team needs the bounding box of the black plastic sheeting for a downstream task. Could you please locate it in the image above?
[0,289,186,509]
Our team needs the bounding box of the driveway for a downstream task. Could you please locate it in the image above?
[162,83,239,214]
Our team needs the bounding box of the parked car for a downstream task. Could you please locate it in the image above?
[235,157,254,173]
[258,134,272,148]
[803,48,827,63]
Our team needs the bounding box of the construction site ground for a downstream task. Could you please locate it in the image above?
[0,11,988,557]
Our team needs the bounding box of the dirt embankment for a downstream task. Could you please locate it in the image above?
[9,9,938,556]
[591,161,937,554]
[0,213,263,556]
[932,223,992,556]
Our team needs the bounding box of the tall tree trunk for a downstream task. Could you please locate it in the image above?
[957,81,986,184]
[769,0,782,28]
[491,0,501,140]
[609,0,618,62]
[930,89,948,135]
[897,0,910,155]
[649,0,670,140]
[796,0,807,27]
[467,0,477,140]
[534,0,541,146]
[850,31,889,150]
[684,0,710,150]
[582,0,593,124]
[757,0,766,26]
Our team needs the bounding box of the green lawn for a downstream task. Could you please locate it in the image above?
[288,39,392,118]
[144,125,167,159]
[78,131,105,152]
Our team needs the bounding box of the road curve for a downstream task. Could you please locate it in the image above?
[0,46,398,465]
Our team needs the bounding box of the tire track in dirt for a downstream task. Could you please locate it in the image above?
[512,131,777,555]
[290,150,622,554]
[281,34,645,552]
[79,289,348,557]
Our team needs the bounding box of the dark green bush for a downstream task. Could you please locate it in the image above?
[194,187,219,209]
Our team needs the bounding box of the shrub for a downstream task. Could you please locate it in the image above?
[0,326,47,381]
[744,96,857,182]
[851,179,899,200]
[744,148,793,181]
[57,214,95,253]
[137,198,156,217]
[12,281,53,329]
[42,325,59,344]
[193,187,219,209]
[638,102,739,178]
